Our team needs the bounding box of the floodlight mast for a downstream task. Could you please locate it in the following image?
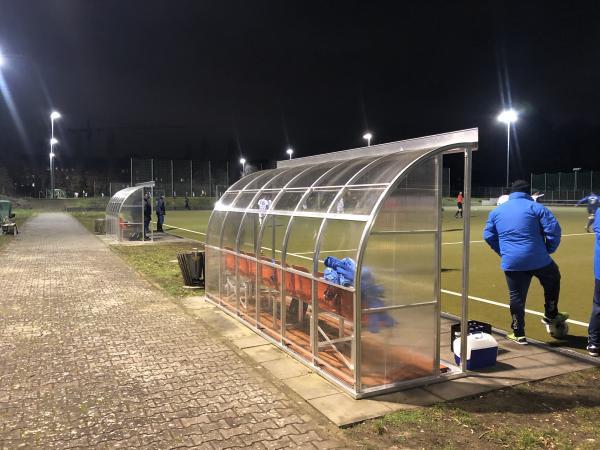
[49,138,58,199]
[49,111,61,198]
[574,167,581,193]
[362,132,372,146]
[239,157,246,175]
[286,148,293,159]
[497,109,518,187]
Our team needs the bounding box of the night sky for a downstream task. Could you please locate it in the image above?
[0,0,599,185]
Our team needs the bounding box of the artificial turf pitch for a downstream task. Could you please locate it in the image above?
[161,206,597,351]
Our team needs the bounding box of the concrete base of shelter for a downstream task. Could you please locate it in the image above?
[180,296,597,427]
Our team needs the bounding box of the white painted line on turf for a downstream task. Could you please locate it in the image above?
[294,248,358,255]
[562,232,595,237]
[443,232,594,246]
[153,221,206,236]
[441,289,589,328]
[442,240,484,246]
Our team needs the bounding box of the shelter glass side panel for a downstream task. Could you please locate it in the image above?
[360,304,435,389]
[206,210,226,299]
[206,211,226,246]
[120,189,144,241]
[371,160,436,232]
[257,215,292,341]
[205,246,221,295]
[237,212,262,324]
[282,217,324,359]
[314,219,362,387]
[360,159,437,390]
[220,212,245,309]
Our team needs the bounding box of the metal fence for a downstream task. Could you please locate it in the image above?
[131,158,232,198]
[531,171,600,202]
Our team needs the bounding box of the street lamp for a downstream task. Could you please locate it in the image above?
[240,157,246,175]
[286,148,293,159]
[362,132,373,146]
[497,109,518,187]
[49,111,61,198]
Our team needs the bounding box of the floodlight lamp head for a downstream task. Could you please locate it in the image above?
[239,158,246,165]
[286,148,293,155]
[362,132,373,140]
[50,111,61,120]
[50,138,58,145]
[497,109,518,124]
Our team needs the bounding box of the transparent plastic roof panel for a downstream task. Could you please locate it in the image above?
[105,182,154,242]
[205,129,478,398]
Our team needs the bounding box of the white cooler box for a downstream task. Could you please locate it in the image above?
[453,332,498,370]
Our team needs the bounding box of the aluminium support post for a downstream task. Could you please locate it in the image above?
[434,155,443,377]
[460,146,473,373]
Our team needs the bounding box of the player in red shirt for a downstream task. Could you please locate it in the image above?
[455,192,463,218]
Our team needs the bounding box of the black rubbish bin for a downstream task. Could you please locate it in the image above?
[177,248,205,287]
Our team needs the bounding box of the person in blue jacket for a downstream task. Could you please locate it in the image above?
[587,210,600,356]
[576,192,599,233]
[483,180,568,344]
[156,195,166,232]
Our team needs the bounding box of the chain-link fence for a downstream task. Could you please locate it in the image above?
[531,171,600,202]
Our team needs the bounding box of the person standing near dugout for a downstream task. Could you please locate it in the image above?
[143,192,152,239]
[156,194,166,232]
[483,180,569,344]
[587,209,600,356]
[454,191,463,218]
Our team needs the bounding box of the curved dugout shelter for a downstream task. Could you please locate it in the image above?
[106,181,154,242]
[205,129,478,398]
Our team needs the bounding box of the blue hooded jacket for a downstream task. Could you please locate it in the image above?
[594,210,600,280]
[483,192,561,271]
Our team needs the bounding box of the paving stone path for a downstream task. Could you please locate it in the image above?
[0,213,347,449]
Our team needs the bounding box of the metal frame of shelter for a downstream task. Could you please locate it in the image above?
[205,129,477,398]
[106,181,155,242]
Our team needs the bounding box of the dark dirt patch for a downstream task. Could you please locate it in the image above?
[345,367,600,449]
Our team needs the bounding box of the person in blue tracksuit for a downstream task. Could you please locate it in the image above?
[587,210,600,356]
[576,193,599,232]
[483,180,568,344]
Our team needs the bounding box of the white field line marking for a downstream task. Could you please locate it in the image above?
[153,221,207,236]
[294,248,358,255]
[443,240,484,246]
[259,246,314,262]
[441,288,589,328]
[443,232,593,246]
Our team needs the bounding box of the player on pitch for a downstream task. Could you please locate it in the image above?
[576,192,599,233]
